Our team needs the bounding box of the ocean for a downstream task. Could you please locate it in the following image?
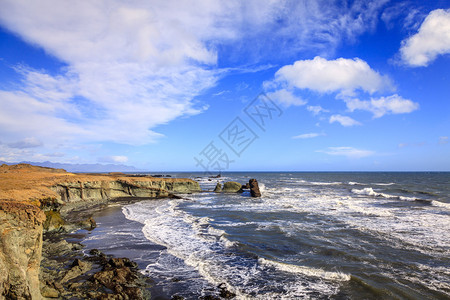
[81,172,450,299]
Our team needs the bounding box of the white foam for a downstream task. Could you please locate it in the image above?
[258,258,350,281]
[432,200,450,209]
[351,187,379,196]
[309,181,342,185]
[123,199,346,298]
[351,187,420,202]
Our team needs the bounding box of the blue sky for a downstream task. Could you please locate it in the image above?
[0,0,449,171]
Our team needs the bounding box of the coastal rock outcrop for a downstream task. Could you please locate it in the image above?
[51,178,201,204]
[0,164,202,299]
[0,200,45,299]
[222,181,243,193]
[214,182,222,193]
[249,179,261,197]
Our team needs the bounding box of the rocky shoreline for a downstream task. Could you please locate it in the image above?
[40,201,153,299]
[0,164,201,299]
[0,164,259,299]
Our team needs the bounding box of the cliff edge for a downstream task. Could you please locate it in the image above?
[0,164,200,299]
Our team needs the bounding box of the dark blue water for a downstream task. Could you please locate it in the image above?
[83,172,450,299]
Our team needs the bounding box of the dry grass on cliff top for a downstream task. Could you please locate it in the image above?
[0,163,193,205]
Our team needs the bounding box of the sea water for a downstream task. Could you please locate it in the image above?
[82,172,450,299]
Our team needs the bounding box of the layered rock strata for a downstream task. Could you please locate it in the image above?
[0,164,201,299]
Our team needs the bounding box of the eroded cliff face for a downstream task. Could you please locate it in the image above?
[0,200,45,299]
[50,179,201,203]
[0,164,201,299]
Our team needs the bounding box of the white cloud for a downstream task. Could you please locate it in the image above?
[317,146,374,158]
[0,0,392,160]
[8,137,43,148]
[307,105,329,116]
[329,114,361,127]
[266,89,306,107]
[345,94,419,118]
[99,156,129,164]
[292,133,324,139]
[400,9,450,66]
[439,136,449,145]
[273,56,393,95]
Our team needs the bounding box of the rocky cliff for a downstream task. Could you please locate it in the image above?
[0,200,45,299]
[0,164,201,299]
[50,178,200,204]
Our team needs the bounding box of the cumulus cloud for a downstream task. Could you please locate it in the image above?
[317,146,374,158]
[273,56,393,95]
[329,114,361,127]
[400,9,450,66]
[266,89,306,107]
[345,94,419,118]
[292,133,324,139]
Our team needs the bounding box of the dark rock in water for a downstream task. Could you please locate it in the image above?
[200,296,221,300]
[107,257,138,269]
[91,257,144,299]
[242,183,250,189]
[249,179,261,197]
[78,216,97,230]
[214,182,222,193]
[218,283,236,298]
[222,181,244,193]
[210,174,221,178]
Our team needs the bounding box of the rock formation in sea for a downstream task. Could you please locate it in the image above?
[214,182,222,193]
[222,181,244,193]
[249,178,261,197]
[0,163,201,299]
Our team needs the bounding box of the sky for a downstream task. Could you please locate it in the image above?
[0,0,449,171]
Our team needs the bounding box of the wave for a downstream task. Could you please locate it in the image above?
[349,181,394,186]
[258,258,350,282]
[308,181,342,186]
[432,200,450,210]
[351,187,428,202]
[123,199,346,298]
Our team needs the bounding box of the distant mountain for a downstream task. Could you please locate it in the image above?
[0,161,141,173]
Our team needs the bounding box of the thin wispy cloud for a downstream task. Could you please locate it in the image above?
[439,136,449,145]
[345,94,419,118]
[317,146,374,158]
[99,155,129,164]
[266,89,306,107]
[329,115,361,127]
[292,133,325,139]
[307,105,329,116]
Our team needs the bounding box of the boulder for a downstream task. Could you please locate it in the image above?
[249,179,261,197]
[214,182,222,193]
[222,181,243,193]
[78,216,97,230]
[61,259,92,283]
